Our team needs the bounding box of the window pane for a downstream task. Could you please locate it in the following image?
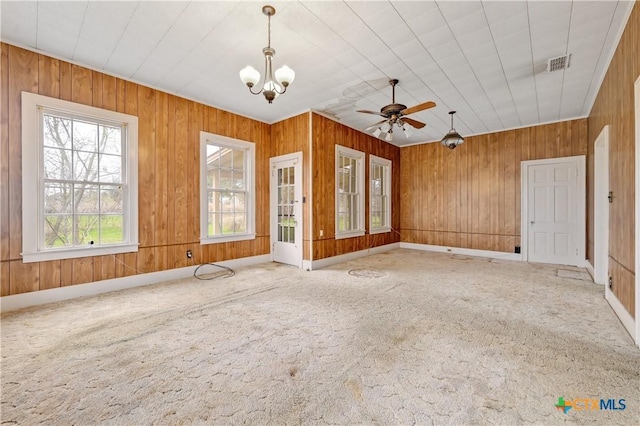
[73,150,98,181]
[233,171,245,190]
[73,120,98,152]
[44,183,72,214]
[288,166,294,185]
[100,215,123,244]
[99,154,122,183]
[75,184,99,213]
[206,144,221,168]
[43,115,71,149]
[234,213,246,233]
[100,186,122,214]
[44,215,73,248]
[99,125,122,155]
[221,213,235,234]
[75,215,99,245]
[219,149,233,169]
[234,192,246,213]
[207,168,220,189]
[233,150,244,171]
[43,147,72,180]
[220,170,233,189]
[208,213,221,236]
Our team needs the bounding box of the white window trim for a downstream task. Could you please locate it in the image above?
[369,154,392,234]
[199,131,256,244]
[21,91,139,263]
[335,145,365,239]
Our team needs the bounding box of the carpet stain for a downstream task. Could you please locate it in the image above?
[344,378,363,401]
[288,366,298,377]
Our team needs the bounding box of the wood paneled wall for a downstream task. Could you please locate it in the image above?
[270,113,311,260]
[0,43,271,296]
[399,120,587,252]
[311,113,401,260]
[587,3,638,318]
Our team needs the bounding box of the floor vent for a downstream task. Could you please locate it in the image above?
[547,54,571,72]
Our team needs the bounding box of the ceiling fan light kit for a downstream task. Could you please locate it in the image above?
[440,111,464,149]
[239,5,295,104]
[357,79,435,142]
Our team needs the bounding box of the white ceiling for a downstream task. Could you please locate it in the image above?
[1,1,634,146]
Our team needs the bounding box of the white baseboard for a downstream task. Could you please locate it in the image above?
[400,242,524,262]
[605,288,636,340]
[0,254,271,313]
[585,259,596,281]
[306,242,400,270]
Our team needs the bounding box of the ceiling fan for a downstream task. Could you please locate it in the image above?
[357,79,436,141]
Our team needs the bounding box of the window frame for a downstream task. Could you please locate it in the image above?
[335,145,365,239]
[21,91,139,263]
[199,131,256,244]
[369,155,392,234]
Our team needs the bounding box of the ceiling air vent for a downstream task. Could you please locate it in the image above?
[547,54,571,72]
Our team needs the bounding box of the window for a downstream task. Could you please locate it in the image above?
[335,145,365,239]
[200,132,255,244]
[21,92,138,263]
[370,155,392,233]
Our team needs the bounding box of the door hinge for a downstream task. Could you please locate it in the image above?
[608,191,613,203]
[272,242,275,252]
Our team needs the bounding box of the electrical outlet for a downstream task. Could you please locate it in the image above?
[515,245,521,254]
[186,250,192,259]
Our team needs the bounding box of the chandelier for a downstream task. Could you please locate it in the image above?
[239,5,295,104]
[440,111,464,149]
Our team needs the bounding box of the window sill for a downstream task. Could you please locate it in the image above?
[200,234,256,244]
[369,227,391,235]
[335,230,365,240]
[22,243,139,263]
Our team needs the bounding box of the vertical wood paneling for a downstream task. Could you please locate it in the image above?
[155,91,168,246]
[94,255,115,282]
[310,113,401,260]
[270,113,311,258]
[188,102,203,244]
[400,119,587,252]
[59,61,71,102]
[8,46,38,261]
[138,86,156,248]
[39,261,61,290]
[71,65,92,105]
[1,261,9,296]
[1,44,10,264]
[587,3,638,317]
[173,97,188,244]
[2,44,272,296]
[9,260,39,294]
[38,55,59,98]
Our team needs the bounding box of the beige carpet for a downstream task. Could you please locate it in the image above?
[1,249,638,425]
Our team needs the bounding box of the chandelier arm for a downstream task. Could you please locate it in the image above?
[247,82,264,95]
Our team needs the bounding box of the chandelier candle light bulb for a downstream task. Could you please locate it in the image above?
[239,5,295,104]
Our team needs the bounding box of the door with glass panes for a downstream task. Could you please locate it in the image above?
[270,152,302,267]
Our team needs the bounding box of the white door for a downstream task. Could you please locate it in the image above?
[522,156,585,266]
[270,153,303,268]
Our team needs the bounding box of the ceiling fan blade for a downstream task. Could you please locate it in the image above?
[401,101,436,116]
[402,117,426,129]
[357,109,385,117]
[364,119,388,131]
